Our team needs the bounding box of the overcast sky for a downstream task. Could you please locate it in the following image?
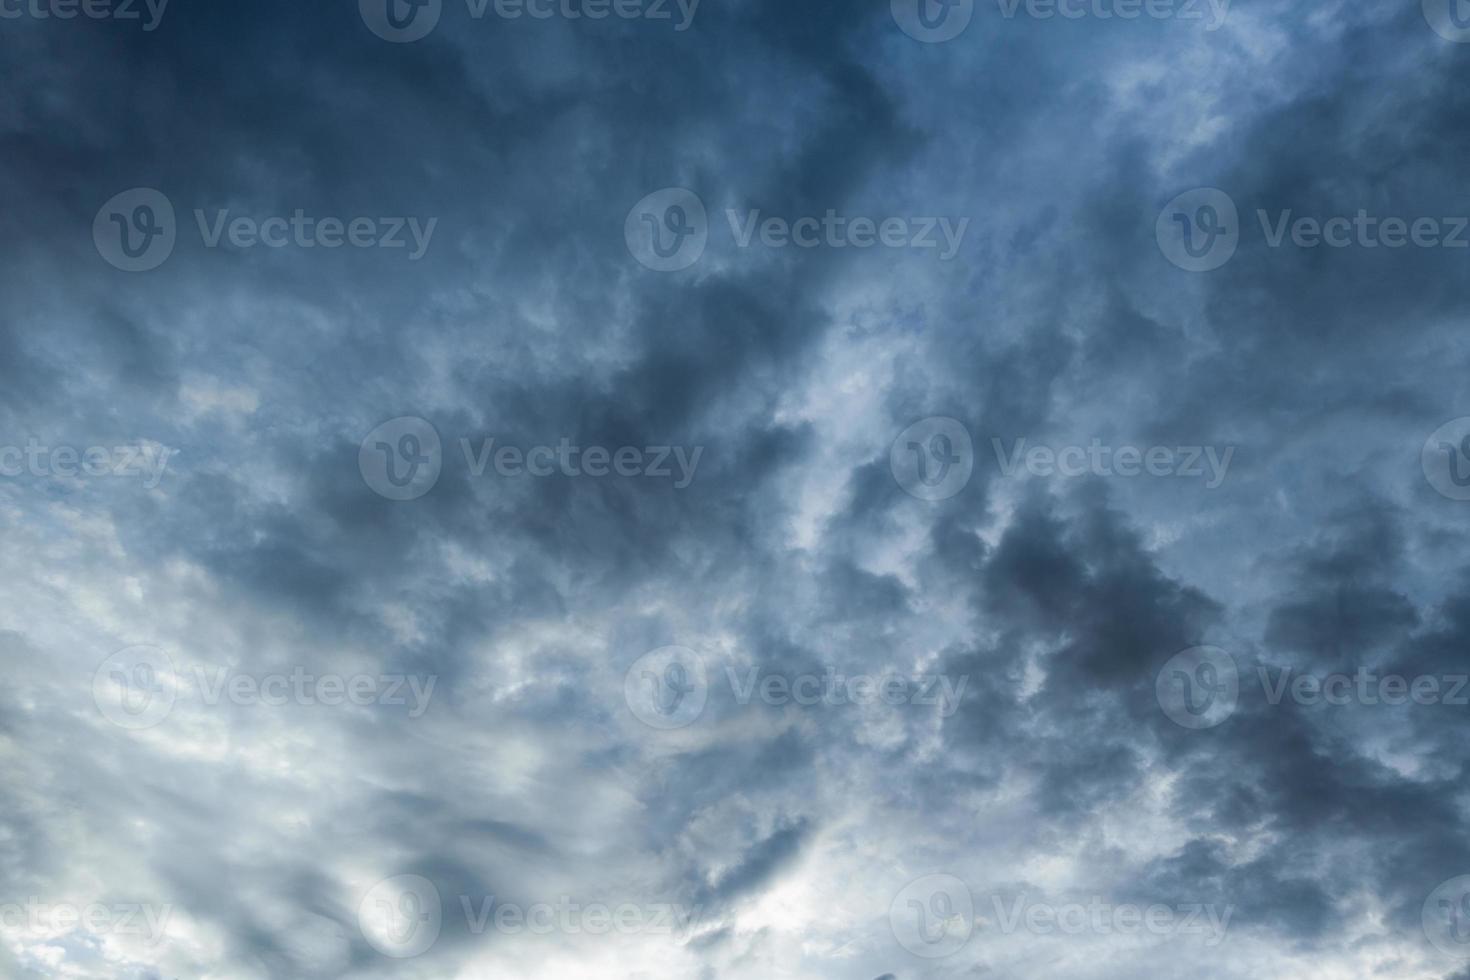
[5,0,1470,977]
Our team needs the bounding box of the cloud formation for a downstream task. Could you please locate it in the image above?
[3,0,1470,976]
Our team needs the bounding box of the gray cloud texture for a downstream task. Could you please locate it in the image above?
[3,0,1470,976]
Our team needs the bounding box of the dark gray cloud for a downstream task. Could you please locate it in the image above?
[2,0,1469,976]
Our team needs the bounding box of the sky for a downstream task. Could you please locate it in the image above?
[4,0,1470,977]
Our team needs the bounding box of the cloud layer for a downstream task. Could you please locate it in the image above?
[4,0,1470,976]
